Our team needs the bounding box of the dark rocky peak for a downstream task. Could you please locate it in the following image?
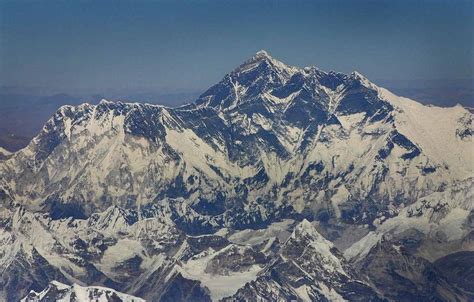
[94,99,130,118]
[231,50,296,77]
[312,69,348,91]
[195,50,299,110]
[333,71,394,119]
[193,50,393,124]
[87,205,139,230]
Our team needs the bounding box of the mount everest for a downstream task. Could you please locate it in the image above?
[0,50,472,301]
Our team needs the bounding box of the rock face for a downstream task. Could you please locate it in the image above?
[1,50,472,301]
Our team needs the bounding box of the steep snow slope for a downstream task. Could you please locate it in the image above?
[378,87,473,179]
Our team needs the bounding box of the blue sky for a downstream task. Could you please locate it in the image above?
[1,0,472,93]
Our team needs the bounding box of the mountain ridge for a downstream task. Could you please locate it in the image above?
[1,50,472,301]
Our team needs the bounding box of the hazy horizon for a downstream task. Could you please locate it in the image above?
[1,0,473,92]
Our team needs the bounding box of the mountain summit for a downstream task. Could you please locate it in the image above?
[232,49,297,74]
[195,50,389,119]
[1,51,472,301]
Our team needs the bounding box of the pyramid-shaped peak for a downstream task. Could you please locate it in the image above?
[290,219,334,247]
[242,49,278,66]
[250,49,284,65]
[233,50,298,76]
[293,219,319,237]
[255,49,272,59]
[286,219,339,258]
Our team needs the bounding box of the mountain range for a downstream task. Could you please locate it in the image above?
[0,50,472,301]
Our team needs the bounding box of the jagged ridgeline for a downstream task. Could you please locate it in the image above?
[1,51,473,301]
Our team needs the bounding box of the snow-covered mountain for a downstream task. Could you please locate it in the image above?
[1,50,472,301]
[225,220,380,301]
[21,280,144,302]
